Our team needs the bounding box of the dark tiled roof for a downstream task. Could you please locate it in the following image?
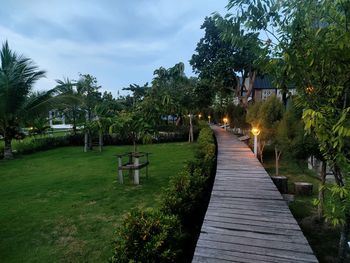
[254,76,295,90]
[254,76,273,89]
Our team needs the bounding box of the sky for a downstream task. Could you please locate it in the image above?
[0,0,228,97]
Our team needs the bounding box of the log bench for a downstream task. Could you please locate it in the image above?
[271,176,288,194]
[117,152,150,185]
[294,182,313,196]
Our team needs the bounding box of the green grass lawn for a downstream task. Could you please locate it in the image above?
[263,149,342,263]
[0,142,195,263]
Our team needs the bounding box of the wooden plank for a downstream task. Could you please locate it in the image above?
[201,225,309,244]
[206,210,298,225]
[199,232,313,253]
[196,239,318,262]
[204,218,300,235]
[192,126,318,263]
[194,247,312,263]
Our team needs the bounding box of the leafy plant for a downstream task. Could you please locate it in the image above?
[111,208,181,263]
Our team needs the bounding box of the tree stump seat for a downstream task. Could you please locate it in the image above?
[117,152,150,185]
[271,176,288,194]
[294,182,313,196]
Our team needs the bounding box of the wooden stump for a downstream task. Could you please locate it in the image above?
[271,176,288,194]
[294,182,313,196]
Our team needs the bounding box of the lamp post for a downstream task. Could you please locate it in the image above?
[208,115,211,123]
[223,117,228,131]
[198,113,202,119]
[251,127,260,157]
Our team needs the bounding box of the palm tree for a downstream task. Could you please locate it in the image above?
[55,77,83,134]
[0,41,46,159]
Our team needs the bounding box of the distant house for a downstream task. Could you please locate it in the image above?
[252,76,296,102]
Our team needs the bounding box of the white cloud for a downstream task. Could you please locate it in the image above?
[0,0,228,96]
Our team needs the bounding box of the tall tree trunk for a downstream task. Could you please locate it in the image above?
[242,70,257,108]
[72,114,77,135]
[258,140,265,163]
[275,146,282,176]
[332,164,349,263]
[317,161,327,220]
[84,132,88,152]
[133,139,137,153]
[235,75,241,97]
[337,214,350,263]
[88,131,92,150]
[3,133,13,160]
[99,131,103,152]
[188,114,193,143]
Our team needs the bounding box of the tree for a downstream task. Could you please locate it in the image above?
[281,2,350,260]
[225,1,350,261]
[191,15,268,108]
[76,74,102,152]
[109,110,153,153]
[148,63,198,142]
[122,83,149,108]
[190,16,238,96]
[213,14,268,107]
[0,41,46,159]
[55,77,84,134]
[246,95,284,163]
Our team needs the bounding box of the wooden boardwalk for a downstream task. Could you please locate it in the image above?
[192,126,318,263]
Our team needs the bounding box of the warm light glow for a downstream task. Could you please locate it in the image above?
[306,85,314,94]
[223,117,228,124]
[198,114,202,119]
[251,127,261,136]
[208,115,211,119]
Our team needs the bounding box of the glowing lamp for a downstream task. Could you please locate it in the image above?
[223,117,228,131]
[251,127,261,136]
[251,127,260,157]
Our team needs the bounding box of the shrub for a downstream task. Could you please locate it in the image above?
[14,136,70,154]
[111,208,182,263]
[160,126,216,261]
[161,168,207,227]
[110,126,217,262]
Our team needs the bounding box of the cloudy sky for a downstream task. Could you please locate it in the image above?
[0,0,228,96]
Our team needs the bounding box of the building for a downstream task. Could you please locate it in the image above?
[252,76,296,102]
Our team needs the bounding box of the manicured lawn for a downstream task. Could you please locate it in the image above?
[0,143,195,263]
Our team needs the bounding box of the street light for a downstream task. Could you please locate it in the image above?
[251,127,260,157]
[198,113,202,119]
[223,117,228,131]
[208,115,211,123]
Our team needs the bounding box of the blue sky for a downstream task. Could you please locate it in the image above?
[0,0,228,96]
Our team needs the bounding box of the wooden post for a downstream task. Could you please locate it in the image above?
[134,156,139,185]
[118,157,123,184]
[271,176,288,194]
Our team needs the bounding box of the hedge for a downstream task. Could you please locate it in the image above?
[0,125,199,159]
[111,126,217,262]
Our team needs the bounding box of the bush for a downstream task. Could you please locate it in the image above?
[111,126,217,263]
[13,136,70,155]
[111,208,182,263]
[161,169,206,226]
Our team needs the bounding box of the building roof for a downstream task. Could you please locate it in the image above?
[254,76,295,90]
[254,76,274,89]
